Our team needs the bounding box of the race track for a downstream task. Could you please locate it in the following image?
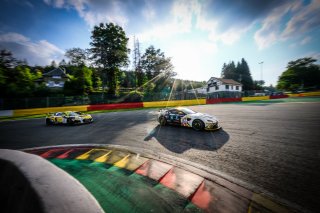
[1,99,320,212]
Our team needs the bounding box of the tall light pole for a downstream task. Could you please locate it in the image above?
[259,61,264,81]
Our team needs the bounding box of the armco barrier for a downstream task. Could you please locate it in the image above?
[143,99,206,108]
[0,110,13,117]
[87,102,143,111]
[270,95,289,99]
[13,105,88,117]
[206,97,242,104]
[287,93,301,97]
[242,96,270,102]
[300,91,320,97]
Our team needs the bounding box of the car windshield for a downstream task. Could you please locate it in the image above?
[178,108,196,114]
[68,112,79,116]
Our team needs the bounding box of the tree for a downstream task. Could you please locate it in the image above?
[221,61,237,79]
[59,59,68,67]
[64,66,93,95]
[90,23,130,96]
[253,80,265,90]
[50,60,57,68]
[221,58,254,90]
[141,45,174,81]
[237,58,254,90]
[65,48,87,66]
[277,57,320,91]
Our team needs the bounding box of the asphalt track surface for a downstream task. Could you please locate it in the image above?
[1,99,320,212]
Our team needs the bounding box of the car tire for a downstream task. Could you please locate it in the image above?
[159,116,167,126]
[192,119,204,131]
[67,118,73,125]
[46,118,52,126]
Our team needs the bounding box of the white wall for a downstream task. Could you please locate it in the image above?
[208,84,242,93]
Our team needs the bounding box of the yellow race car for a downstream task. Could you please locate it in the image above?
[46,111,93,125]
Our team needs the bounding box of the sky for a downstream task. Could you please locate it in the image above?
[0,0,319,86]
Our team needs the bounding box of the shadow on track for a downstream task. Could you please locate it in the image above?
[144,125,229,153]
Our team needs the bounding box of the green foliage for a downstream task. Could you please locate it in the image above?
[253,80,265,90]
[277,57,320,91]
[123,91,144,102]
[119,71,136,88]
[64,66,93,95]
[141,45,174,81]
[221,58,254,90]
[90,22,130,96]
[65,48,87,66]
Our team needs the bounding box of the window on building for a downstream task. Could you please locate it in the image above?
[226,85,229,89]
[215,86,219,90]
[231,85,233,90]
[236,86,239,90]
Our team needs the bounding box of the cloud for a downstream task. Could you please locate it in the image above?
[282,0,320,39]
[254,3,293,50]
[300,36,312,45]
[43,0,131,28]
[254,0,320,49]
[0,32,64,66]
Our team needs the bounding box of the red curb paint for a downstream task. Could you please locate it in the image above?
[191,180,250,213]
[270,95,289,99]
[159,167,204,198]
[135,160,173,181]
[41,148,70,158]
[87,102,143,111]
[56,148,90,159]
[190,181,212,210]
[206,98,241,104]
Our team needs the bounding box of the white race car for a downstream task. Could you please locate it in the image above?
[158,107,221,131]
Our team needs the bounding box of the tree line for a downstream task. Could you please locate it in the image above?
[0,23,182,99]
[220,58,265,90]
[1,21,319,100]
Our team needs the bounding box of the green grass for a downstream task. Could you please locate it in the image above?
[49,159,202,213]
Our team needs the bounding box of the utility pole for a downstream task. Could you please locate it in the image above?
[259,61,264,81]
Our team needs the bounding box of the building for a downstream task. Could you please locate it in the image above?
[206,77,242,98]
[40,67,69,89]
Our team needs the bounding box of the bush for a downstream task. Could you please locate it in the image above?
[123,91,144,102]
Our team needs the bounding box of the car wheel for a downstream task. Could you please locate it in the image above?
[67,118,73,125]
[192,119,204,131]
[159,116,167,126]
[46,118,52,126]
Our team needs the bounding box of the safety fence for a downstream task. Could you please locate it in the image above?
[1,91,320,117]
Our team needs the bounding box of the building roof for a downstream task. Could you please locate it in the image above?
[208,77,242,86]
[43,67,68,78]
[217,78,242,85]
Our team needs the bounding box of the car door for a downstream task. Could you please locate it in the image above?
[168,109,185,125]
